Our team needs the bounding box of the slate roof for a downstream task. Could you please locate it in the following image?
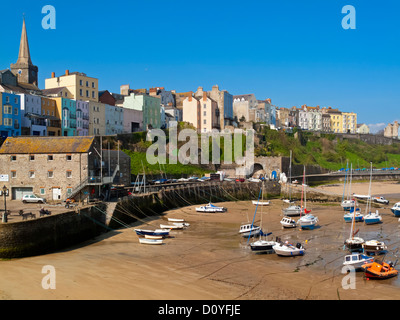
[0,136,95,154]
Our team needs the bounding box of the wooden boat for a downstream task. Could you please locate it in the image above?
[239,223,261,238]
[343,253,373,270]
[138,237,164,245]
[280,216,297,228]
[361,261,398,280]
[272,242,305,257]
[134,228,170,237]
[196,203,226,213]
[362,240,387,254]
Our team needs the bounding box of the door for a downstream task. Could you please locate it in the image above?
[52,188,62,201]
[12,187,33,200]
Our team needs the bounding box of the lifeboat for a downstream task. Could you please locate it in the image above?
[361,261,399,280]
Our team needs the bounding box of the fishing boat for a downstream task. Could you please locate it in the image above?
[362,240,387,254]
[196,203,227,213]
[272,242,305,257]
[364,210,382,225]
[391,202,400,217]
[134,228,170,237]
[138,237,164,245]
[280,216,297,228]
[343,253,374,270]
[239,223,261,238]
[361,260,398,280]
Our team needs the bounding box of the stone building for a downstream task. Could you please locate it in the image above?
[0,136,130,202]
[384,121,400,139]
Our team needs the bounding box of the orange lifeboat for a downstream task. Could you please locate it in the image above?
[361,261,398,280]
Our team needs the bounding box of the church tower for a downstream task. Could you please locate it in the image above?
[10,17,39,86]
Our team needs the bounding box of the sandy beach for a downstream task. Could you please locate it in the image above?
[1,181,400,301]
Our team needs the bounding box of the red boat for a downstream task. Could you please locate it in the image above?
[361,261,398,280]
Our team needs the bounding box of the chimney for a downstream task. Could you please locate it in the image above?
[203,91,207,101]
[51,72,55,78]
[65,69,69,76]
[189,95,192,102]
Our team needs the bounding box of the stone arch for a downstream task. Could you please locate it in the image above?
[249,163,265,177]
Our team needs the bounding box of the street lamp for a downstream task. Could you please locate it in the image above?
[2,185,8,223]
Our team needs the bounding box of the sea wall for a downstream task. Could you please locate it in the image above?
[0,203,107,259]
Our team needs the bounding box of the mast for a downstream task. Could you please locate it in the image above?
[300,165,305,217]
[366,162,373,215]
[289,150,292,200]
[348,163,353,200]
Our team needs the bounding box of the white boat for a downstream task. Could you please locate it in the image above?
[343,253,374,270]
[341,163,356,211]
[280,216,297,228]
[353,194,370,200]
[391,202,400,217]
[167,217,185,222]
[344,210,364,223]
[250,239,278,252]
[172,222,190,228]
[252,200,270,206]
[196,203,227,213]
[364,210,382,225]
[138,238,164,245]
[144,234,163,240]
[345,237,365,251]
[239,223,261,238]
[297,214,319,230]
[341,199,356,211]
[272,242,305,257]
[282,205,301,216]
[362,240,387,253]
[282,199,295,204]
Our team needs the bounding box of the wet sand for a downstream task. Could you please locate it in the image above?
[1,181,400,300]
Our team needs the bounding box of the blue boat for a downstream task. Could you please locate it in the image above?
[364,211,382,225]
[297,214,319,230]
[391,202,400,217]
[344,211,364,223]
[134,228,170,237]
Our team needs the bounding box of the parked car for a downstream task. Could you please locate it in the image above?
[22,194,46,203]
[373,196,389,205]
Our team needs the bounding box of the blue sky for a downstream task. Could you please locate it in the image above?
[1,0,399,131]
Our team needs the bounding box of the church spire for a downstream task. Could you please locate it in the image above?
[16,17,32,65]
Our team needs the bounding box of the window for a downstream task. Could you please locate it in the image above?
[29,155,35,161]
[48,171,54,178]
[92,82,95,88]
[29,171,35,178]
[66,155,72,161]
[92,91,95,98]
[48,155,53,161]
[11,171,16,178]
[86,90,89,97]
[11,155,16,161]
[67,188,72,195]
[66,171,72,178]
[14,108,18,115]
[4,118,12,126]
[40,188,45,195]
[80,89,83,96]
[86,81,89,87]
[4,106,12,114]
[80,80,83,86]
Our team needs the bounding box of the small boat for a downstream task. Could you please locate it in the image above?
[282,199,295,204]
[345,237,365,251]
[341,199,356,211]
[364,210,382,225]
[282,205,301,216]
[172,222,190,228]
[391,202,400,217]
[362,240,387,254]
[252,200,270,206]
[250,239,278,252]
[344,211,364,223]
[353,194,370,200]
[138,238,164,245]
[196,203,227,213]
[134,229,170,237]
[280,216,297,228]
[272,242,305,257]
[361,261,398,280]
[239,223,261,238]
[343,253,374,270]
[297,214,318,230]
[144,234,163,240]
[167,217,185,222]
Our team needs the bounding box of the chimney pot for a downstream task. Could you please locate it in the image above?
[65,70,69,76]
[51,72,55,78]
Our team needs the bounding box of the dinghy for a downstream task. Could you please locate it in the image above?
[252,200,270,206]
[138,238,164,245]
[167,217,185,222]
[361,261,398,280]
[272,242,305,257]
[134,229,170,237]
[160,224,184,230]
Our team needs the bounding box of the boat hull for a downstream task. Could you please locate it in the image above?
[361,262,399,280]
[134,229,170,237]
[138,238,164,245]
[250,240,278,252]
[391,208,400,217]
[252,200,270,206]
[345,237,364,251]
[280,217,297,228]
[272,243,305,256]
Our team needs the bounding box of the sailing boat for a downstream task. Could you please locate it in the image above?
[297,166,318,230]
[341,163,356,211]
[364,162,382,225]
[239,187,262,238]
[344,202,365,251]
[282,151,301,216]
[250,183,278,252]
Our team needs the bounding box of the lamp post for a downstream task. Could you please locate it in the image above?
[2,185,8,223]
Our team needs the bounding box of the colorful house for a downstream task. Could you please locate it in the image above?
[52,97,76,136]
[123,92,161,129]
[0,92,22,138]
